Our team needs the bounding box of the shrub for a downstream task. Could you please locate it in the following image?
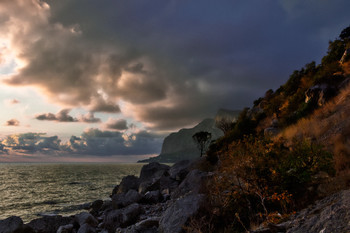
[207,136,334,232]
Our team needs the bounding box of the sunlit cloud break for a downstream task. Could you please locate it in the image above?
[0,129,162,158]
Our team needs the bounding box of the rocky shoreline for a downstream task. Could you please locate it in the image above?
[0,160,209,233]
[2,160,350,233]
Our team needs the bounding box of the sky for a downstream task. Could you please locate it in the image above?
[0,0,349,162]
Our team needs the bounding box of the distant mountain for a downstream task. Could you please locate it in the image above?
[139,110,240,163]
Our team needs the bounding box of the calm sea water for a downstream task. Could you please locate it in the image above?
[0,163,144,223]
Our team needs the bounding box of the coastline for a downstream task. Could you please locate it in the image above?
[0,160,208,233]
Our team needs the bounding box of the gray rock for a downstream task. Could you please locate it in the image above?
[104,203,143,232]
[159,175,179,193]
[117,176,140,194]
[77,223,96,233]
[286,189,350,233]
[0,216,24,233]
[112,190,142,208]
[90,200,103,214]
[100,200,112,212]
[28,215,73,233]
[139,162,170,182]
[137,163,174,195]
[57,224,74,233]
[169,160,192,181]
[138,180,160,194]
[305,84,336,107]
[75,212,98,227]
[111,185,119,197]
[159,194,205,233]
[264,127,280,137]
[134,217,159,230]
[171,169,208,199]
[119,217,160,233]
[142,190,162,204]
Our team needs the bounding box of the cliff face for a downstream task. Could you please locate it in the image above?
[140,109,241,163]
[160,118,223,156]
[140,119,223,163]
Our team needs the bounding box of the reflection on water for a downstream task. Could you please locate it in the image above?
[0,163,143,222]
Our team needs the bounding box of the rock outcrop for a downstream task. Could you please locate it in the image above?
[0,216,25,233]
[286,189,350,233]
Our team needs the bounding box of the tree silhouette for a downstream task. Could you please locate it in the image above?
[192,131,212,157]
[339,25,350,41]
[216,118,235,134]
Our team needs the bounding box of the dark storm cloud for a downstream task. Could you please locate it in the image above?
[2,129,162,156]
[64,128,163,156]
[3,133,61,154]
[103,118,128,131]
[36,109,101,123]
[36,109,77,122]
[2,0,350,130]
[5,119,20,126]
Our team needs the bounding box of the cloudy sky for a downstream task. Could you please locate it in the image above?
[0,0,349,162]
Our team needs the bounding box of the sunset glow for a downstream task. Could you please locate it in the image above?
[0,0,349,162]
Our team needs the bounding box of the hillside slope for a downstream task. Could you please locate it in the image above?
[281,60,350,174]
[186,26,350,233]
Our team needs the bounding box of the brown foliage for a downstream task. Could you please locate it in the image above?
[281,81,350,175]
[204,136,333,232]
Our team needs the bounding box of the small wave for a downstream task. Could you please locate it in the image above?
[67,181,91,185]
[41,200,58,205]
[36,212,59,217]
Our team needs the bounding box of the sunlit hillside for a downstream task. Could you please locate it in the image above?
[281,61,350,175]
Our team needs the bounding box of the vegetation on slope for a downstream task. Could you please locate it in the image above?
[187,26,350,232]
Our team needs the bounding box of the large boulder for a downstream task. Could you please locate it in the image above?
[112,189,142,208]
[119,217,160,233]
[169,160,192,181]
[77,223,96,233]
[57,224,74,233]
[142,190,162,204]
[138,180,160,194]
[0,216,24,233]
[104,203,143,232]
[171,169,209,199]
[117,175,140,194]
[139,162,170,182]
[75,212,98,227]
[286,189,350,232]
[159,194,205,233]
[90,199,103,214]
[138,163,171,194]
[27,215,73,233]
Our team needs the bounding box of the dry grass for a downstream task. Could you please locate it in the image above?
[279,77,350,175]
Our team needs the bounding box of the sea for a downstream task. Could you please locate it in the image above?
[0,163,144,223]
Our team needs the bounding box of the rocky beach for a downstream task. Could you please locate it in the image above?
[2,159,350,233]
[0,160,209,233]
